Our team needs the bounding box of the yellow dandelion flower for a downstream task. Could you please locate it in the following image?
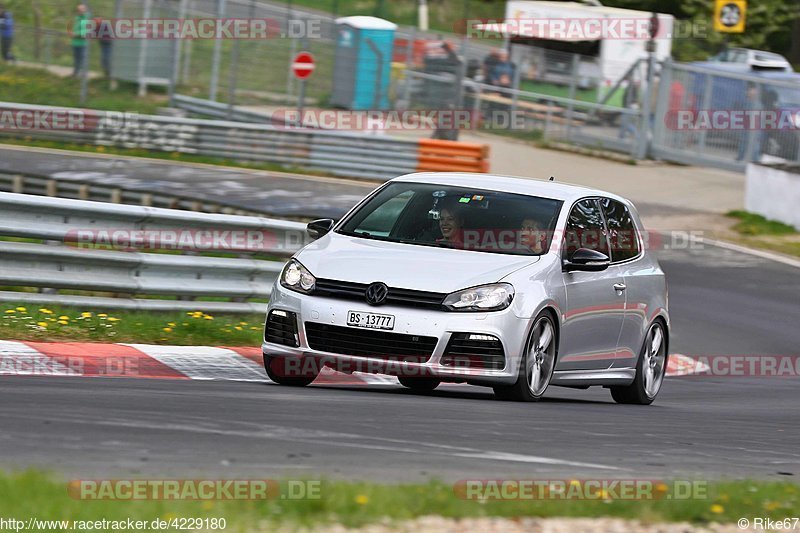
[163,327,173,333]
[167,322,176,327]
[108,317,120,322]
[16,307,26,312]
[203,315,214,320]
[98,313,108,318]
[355,494,369,505]
[81,312,92,318]
[58,320,69,325]
[239,321,248,325]
[4,309,15,314]
[37,321,48,328]
[58,315,69,320]
[39,308,53,314]
[234,326,243,331]
[710,504,724,514]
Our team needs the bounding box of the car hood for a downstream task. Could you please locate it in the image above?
[295,233,538,293]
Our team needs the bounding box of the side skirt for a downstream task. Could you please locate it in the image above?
[551,368,635,388]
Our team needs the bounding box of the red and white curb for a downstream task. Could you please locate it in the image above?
[0,340,707,383]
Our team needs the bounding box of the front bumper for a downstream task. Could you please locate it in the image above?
[261,283,529,385]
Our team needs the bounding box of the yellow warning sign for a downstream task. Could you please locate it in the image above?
[714,0,746,33]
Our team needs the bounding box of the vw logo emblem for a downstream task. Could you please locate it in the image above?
[365,282,389,305]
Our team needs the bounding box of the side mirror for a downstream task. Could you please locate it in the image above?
[307,219,335,239]
[563,248,611,272]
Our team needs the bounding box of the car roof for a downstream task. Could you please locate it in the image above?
[390,172,632,206]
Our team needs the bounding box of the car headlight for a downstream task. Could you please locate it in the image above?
[280,259,316,294]
[442,283,514,312]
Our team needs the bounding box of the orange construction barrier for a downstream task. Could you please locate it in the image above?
[416,139,490,173]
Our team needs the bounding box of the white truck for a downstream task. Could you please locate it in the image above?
[477,0,674,102]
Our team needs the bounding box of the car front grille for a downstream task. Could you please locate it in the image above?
[304,322,438,362]
[312,278,445,310]
[440,333,506,370]
[265,309,299,347]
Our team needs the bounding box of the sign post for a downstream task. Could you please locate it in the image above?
[291,51,316,118]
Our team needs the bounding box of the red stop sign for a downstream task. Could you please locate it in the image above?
[291,52,315,80]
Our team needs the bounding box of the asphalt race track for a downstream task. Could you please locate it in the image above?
[1,242,799,482]
[0,146,374,218]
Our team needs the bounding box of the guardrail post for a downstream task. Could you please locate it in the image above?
[565,54,579,140]
[12,175,23,194]
[46,179,57,197]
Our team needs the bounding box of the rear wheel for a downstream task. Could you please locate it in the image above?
[398,376,440,391]
[610,321,667,405]
[493,313,556,402]
[263,354,318,386]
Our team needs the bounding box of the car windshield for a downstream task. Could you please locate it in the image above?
[337,182,563,256]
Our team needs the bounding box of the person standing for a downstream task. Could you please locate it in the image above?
[95,17,112,78]
[70,3,90,77]
[0,4,14,62]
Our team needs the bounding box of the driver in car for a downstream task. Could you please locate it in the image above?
[520,216,549,254]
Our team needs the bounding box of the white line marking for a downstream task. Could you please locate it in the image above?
[691,236,800,269]
[123,344,267,382]
[667,353,711,377]
[0,340,80,376]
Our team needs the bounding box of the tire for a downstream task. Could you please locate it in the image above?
[263,354,318,387]
[610,321,668,405]
[398,376,440,391]
[493,312,557,402]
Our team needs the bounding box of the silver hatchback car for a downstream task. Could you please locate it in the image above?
[262,173,669,404]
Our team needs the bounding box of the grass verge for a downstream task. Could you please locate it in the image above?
[726,210,800,258]
[0,64,166,114]
[0,303,263,346]
[0,471,798,531]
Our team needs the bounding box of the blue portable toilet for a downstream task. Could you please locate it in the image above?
[331,16,397,110]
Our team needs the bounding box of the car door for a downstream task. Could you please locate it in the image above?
[598,198,650,370]
[556,198,627,371]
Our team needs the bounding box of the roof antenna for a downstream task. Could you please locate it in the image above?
[549,176,555,181]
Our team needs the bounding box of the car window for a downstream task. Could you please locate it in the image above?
[563,199,610,260]
[599,198,641,262]
[352,190,415,237]
[338,182,563,256]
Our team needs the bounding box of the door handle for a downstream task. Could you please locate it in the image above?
[613,283,627,292]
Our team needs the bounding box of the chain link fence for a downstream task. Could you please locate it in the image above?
[5,0,799,173]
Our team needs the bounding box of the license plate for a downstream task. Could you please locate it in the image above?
[347,311,395,330]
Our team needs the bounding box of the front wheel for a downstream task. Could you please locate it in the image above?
[263,354,318,386]
[610,321,668,405]
[493,313,557,402]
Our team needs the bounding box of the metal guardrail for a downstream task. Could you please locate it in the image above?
[0,101,420,181]
[0,171,263,216]
[0,192,307,314]
[171,95,281,125]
